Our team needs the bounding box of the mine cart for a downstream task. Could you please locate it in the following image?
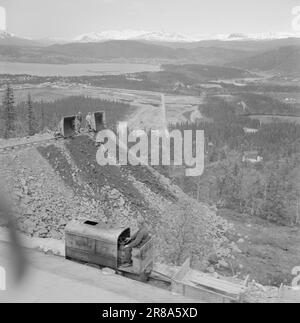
[65,220,154,279]
[91,111,106,132]
[59,115,77,138]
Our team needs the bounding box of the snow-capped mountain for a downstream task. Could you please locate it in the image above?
[184,32,300,42]
[133,31,198,42]
[0,30,15,39]
[224,32,300,41]
[1,29,300,46]
[74,30,199,43]
[74,30,300,43]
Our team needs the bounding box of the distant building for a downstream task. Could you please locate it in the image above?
[243,127,259,134]
[242,151,263,163]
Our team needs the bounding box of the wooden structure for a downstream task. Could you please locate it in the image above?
[119,237,154,280]
[278,285,300,303]
[91,111,106,132]
[59,115,77,138]
[171,258,247,303]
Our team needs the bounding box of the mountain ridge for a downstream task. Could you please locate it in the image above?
[227,45,300,76]
[74,30,300,43]
[1,30,300,47]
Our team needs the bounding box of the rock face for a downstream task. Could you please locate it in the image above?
[0,135,233,268]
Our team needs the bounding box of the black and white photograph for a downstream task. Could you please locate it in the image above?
[0,0,299,306]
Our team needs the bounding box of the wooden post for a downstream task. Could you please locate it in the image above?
[296,197,299,225]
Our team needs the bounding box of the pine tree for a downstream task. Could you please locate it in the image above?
[40,104,45,131]
[26,94,36,136]
[2,83,15,139]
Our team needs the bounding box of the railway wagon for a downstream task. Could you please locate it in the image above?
[59,111,106,138]
[65,220,154,280]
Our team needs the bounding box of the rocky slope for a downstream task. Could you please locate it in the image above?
[0,134,234,270]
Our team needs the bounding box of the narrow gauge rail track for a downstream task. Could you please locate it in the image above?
[0,137,63,154]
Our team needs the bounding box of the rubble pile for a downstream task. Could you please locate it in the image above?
[0,134,235,270]
[38,136,154,226]
[124,165,178,202]
[65,136,149,210]
[0,146,106,240]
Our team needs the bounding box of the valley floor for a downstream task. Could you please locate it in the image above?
[3,83,204,129]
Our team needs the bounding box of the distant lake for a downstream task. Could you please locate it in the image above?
[0,62,161,77]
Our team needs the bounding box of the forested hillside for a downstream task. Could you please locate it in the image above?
[167,97,300,226]
[0,95,134,138]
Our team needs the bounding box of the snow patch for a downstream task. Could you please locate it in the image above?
[74,30,300,43]
[74,30,198,43]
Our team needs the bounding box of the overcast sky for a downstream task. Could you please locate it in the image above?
[0,0,299,39]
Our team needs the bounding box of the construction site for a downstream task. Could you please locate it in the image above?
[0,107,299,304]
